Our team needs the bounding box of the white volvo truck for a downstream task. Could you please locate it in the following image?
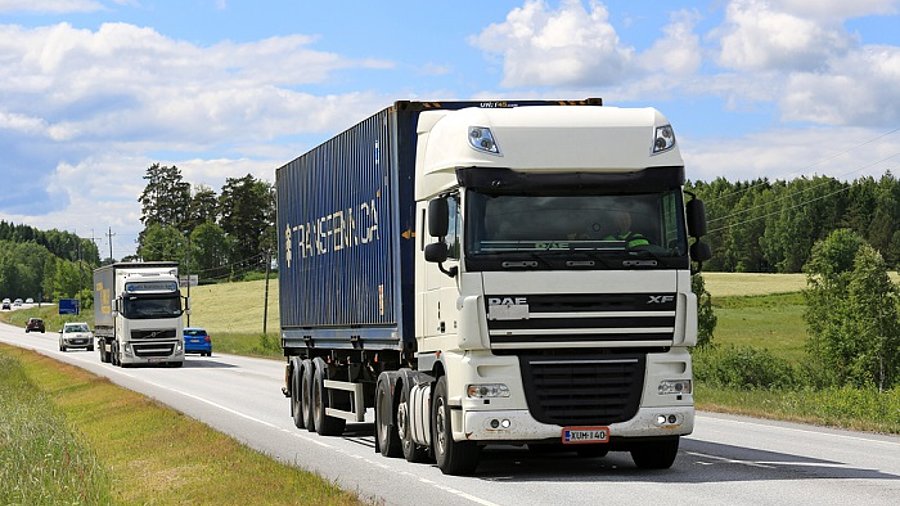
[278,99,711,475]
[94,262,187,367]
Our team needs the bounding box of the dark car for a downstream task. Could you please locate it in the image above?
[184,327,212,357]
[25,317,45,333]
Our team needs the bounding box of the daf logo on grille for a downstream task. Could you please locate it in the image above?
[488,297,527,306]
[647,295,674,304]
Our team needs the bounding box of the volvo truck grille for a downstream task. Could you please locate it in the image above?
[486,293,676,348]
[131,329,177,339]
[518,353,645,426]
[132,343,175,357]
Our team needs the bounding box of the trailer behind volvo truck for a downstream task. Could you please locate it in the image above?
[278,99,711,475]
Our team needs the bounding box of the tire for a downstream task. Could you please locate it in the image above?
[87,346,94,352]
[169,361,183,368]
[291,361,306,429]
[630,437,679,469]
[59,343,66,352]
[301,359,315,432]
[99,345,109,363]
[312,358,346,436]
[375,374,402,458]
[432,376,480,475]
[399,384,429,463]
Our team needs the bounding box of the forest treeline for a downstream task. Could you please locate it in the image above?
[687,172,900,272]
[0,222,100,302]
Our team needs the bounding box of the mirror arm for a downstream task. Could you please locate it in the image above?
[437,263,458,278]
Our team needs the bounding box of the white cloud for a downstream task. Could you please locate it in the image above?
[0,0,104,13]
[638,10,702,77]
[714,0,853,72]
[772,0,898,21]
[780,45,900,126]
[684,126,900,182]
[471,0,635,87]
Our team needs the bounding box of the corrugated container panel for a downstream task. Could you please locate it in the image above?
[277,108,399,329]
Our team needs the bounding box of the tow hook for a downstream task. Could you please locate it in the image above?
[281,387,290,398]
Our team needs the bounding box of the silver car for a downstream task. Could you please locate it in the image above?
[59,322,94,352]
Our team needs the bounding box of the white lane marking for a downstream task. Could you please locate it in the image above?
[686,451,775,469]
[699,415,900,447]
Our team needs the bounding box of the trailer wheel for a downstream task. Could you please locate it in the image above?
[375,374,401,457]
[630,437,679,469]
[399,384,429,463]
[312,358,346,436]
[301,359,315,432]
[432,376,480,475]
[291,360,306,429]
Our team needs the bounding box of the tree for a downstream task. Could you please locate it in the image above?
[189,221,231,279]
[137,224,186,262]
[218,174,274,269]
[138,164,191,232]
[803,229,900,389]
[692,273,717,348]
[183,185,219,233]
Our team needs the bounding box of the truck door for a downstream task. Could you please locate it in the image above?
[419,194,462,350]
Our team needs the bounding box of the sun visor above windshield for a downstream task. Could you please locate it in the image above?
[456,166,685,195]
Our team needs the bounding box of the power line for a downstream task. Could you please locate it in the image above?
[707,151,900,226]
[703,126,900,205]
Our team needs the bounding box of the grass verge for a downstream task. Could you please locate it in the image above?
[0,351,112,505]
[0,343,362,505]
[695,382,900,434]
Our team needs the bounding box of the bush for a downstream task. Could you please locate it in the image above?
[694,345,797,390]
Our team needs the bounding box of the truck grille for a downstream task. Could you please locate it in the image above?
[131,329,177,339]
[486,293,676,348]
[132,343,175,357]
[518,353,645,426]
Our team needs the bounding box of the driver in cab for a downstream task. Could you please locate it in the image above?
[603,209,650,248]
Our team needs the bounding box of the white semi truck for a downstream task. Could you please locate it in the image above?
[93,262,188,367]
[277,99,711,475]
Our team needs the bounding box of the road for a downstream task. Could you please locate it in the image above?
[1,321,898,506]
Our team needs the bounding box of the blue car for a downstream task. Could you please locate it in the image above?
[183,327,212,357]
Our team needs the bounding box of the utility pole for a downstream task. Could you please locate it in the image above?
[186,234,191,327]
[263,249,272,335]
[106,227,116,262]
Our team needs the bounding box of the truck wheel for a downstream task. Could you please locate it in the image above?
[399,384,429,463]
[312,358,346,436]
[375,374,401,457]
[110,342,119,366]
[432,376,480,475]
[630,437,679,469]
[291,361,306,429]
[301,359,315,432]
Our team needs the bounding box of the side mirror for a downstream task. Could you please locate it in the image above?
[111,298,119,315]
[690,240,712,263]
[425,242,449,263]
[686,198,707,238]
[183,296,192,315]
[428,198,449,237]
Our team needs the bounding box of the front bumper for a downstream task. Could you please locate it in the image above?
[463,406,694,442]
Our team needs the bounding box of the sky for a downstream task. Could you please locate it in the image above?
[1,0,899,259]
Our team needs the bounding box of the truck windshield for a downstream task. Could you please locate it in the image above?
[465,190,688,270]
[122,294,183,319]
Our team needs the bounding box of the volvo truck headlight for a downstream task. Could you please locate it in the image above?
[468,126,501,155]
[466,383,510,398]
[652,125,676,153]
[658,379,692,395]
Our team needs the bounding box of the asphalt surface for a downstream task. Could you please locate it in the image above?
[1,320,898,506]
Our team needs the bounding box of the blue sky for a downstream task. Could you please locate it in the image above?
[1,0,899,259]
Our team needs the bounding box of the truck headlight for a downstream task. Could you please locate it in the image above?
[652,125,676,153]
[468,126,501,155]
[467,383,510,398]
[658,379,692,395]
[175,341,183,351]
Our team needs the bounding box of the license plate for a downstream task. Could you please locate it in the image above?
[562,426,610,444]
[147,357,165,362]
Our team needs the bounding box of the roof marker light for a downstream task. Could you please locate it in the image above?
[653,125,676,154]
[468,126,501,155]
